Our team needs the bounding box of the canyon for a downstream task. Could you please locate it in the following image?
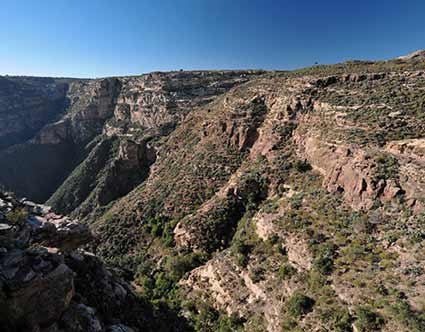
[1,51,425,331]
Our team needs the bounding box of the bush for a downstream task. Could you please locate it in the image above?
[286,292,315,318]
[319,305,352,332]
[233,239,253,256]
[314,255,334,275]
[249,266,265,283]
[233,239,253,267]
[165,253,208,280]
[289,193,304,210]
[153,272,174,299]
[355,306,384,332]
[375,153,399,181]
[278,263,297,280]
[389,299,425,332]
[293,159,312,173]
[193,303,220,332]
[6,209,28,224]
[218,314,245,332]
[313,241,338,275]
[145,215,176,246]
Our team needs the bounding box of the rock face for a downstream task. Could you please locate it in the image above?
[112,71,261,133]
[294,136,390,210]
[0,191,151,332]
[45,136,156,218]
[174,170,267,252]
[292,72,425,214]
[0,77,71,150]
[34,78,121,146]
[0,71,264,208]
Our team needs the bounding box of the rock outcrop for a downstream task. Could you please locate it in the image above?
[397,49,425,61]
[0,191,151,332]
[174,168,267,252]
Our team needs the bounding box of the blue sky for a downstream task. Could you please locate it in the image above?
[0,0,424,78]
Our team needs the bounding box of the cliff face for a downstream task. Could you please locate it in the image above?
[0,77,72,150]
[2,53,425,332]
[0,77,120,202]
[0,71,262,205]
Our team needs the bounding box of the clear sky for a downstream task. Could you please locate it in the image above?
[0,0,424,78]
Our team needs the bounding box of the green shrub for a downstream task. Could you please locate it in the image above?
[389,299,425,332]
[193,303,220,332]
[278,263,297,280]
[233,239,253,256]
[313,241,338,275]
[165,253,208,280]
[232,239,253,267]
[289,193,304,210]
[293,159,312,173]
[314,255,334,275]
[139,275,155,298]
[145,215,177,246]
[355,305,384,332]
[319,305,352,332]
[153,272,174,299]
[280,317,300,332]
[6,209,28,224]
[286,292,315,318]
[150,223,163,236]
[218,314,245,332]
[375,153,399,181]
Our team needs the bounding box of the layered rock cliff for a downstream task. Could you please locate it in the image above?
[0,71,263,206]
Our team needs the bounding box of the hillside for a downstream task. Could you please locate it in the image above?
[1,51,425,332]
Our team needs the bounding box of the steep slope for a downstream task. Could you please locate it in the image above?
[178,73,425,331]
[90,54,425,332]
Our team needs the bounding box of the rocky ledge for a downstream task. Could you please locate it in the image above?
[0,191,149,332]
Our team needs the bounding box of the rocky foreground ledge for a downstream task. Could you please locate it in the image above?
[0,191,149,332]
